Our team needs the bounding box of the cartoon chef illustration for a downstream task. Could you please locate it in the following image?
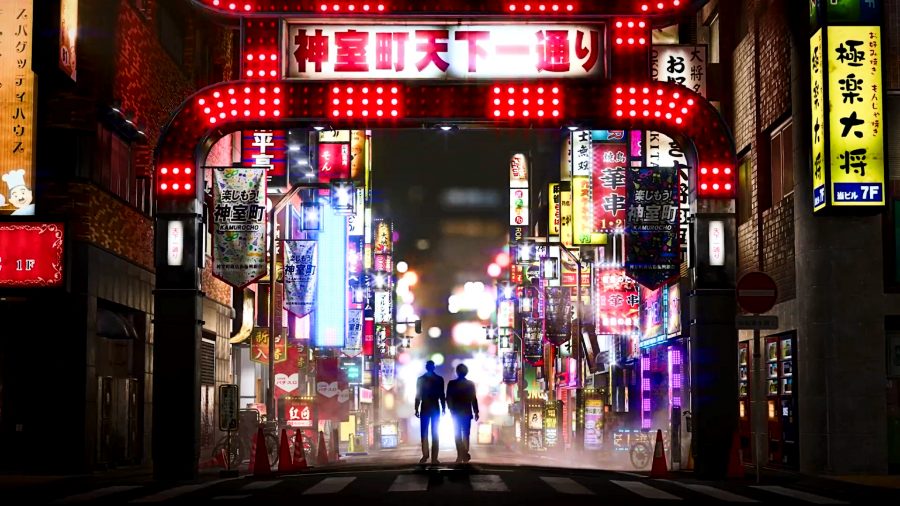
[1,169,35,215]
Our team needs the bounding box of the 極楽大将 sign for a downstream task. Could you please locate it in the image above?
[286,23,604,80]
[810,26,884,211]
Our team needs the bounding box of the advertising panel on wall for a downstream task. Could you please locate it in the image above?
[667,282,682,336]
[0,0,36,216]
[0,223,65,287]
[509,153,528,188]
[212,169,267,287]
[284,398,314,428]
[314,202,348,348]
[549,182,561,241]
[595,269,639,335]
[317,142,350,183]
[343,310,364,357]
[639,285,666,347]
[286,24,604,80]
[284,241,317,317]
[502,350,518,384]
[317,357,350,421]
[625,167,680,289]
[810,29,828,211]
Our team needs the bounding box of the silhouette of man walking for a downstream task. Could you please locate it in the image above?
[446,363,479,464]
[415,360,445,464]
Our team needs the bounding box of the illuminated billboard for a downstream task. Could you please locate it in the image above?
[315,202,348,347]
[810,26,885,211]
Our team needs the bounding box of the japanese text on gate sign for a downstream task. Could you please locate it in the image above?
[285,24,604,80]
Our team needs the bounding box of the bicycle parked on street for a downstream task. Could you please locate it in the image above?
[210,409,279,468]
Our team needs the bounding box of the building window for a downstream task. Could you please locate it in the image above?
[737,155,752,224]
[770,120,794,204]
[96,126,152,215]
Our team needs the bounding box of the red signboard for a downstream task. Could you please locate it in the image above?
[241,130,287,177]
[363,317,375,356]
[592,142,628,233]
[0,223,65,287]
[284,398,313,428]
[736,272,778,314]
[595,268,639,335]
[317,142,350,182]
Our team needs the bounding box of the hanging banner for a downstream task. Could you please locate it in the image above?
[284,398,314,428]
[274,343,302,398]
[510,188,529,226]
[560,189,573,247]
[571,130,592,177]
[250,327,288,365]
[560,253,591,287]
[595,269,639,334]
[523,317,544,366]
[212,169,267,288]
[639,285,666,346]
[343,309,364,357]
[380,358,396,391]
[374,291,392,323]
[592,142,628,233]
[317,142,350,183]
[549,183,561,240]
[651,45,708,96]
[374,220,392,254]
[316,357,351,421]
[545,287,572,346]
[502,350,518,384]
[0,0,36,216]
[241,130,287,182]
[810,29,828,211]
[625,167,679,289]
[667,282,682,337]
[284,240,317,317]
[59,0,78,81]
[824,26,884,208]
[509,153,529,189]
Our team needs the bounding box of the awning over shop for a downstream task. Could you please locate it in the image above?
[97,308,139,340]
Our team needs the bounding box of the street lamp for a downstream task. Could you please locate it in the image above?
[330,179,355,215]
[300,201,322,231]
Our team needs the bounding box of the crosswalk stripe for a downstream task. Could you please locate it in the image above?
[540,477,594,495]
[303,477,356,495]
[53,485,143,504]
[470,475,509,492]
[130,479,237,503]
[751,485,848,504]
[212,496,251,501]
[240,480,282,491]
[657,480,757,502]
[389,474,430,492]
[611,480,682,500]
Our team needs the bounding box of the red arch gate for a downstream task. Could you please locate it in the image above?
[154,0,737,480]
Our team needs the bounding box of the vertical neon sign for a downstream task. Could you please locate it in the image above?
[315,202,348,347]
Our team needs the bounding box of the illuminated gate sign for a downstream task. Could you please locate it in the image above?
[285,23,604,80]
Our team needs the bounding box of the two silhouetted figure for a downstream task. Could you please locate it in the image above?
[415,361,479,464]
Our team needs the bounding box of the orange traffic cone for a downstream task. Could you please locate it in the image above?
[726,430,745,479]
[251,426,272,476]
[292,429,308,471]
[317,430,329,466]
[649,429,669,478]
[277,428,294,473]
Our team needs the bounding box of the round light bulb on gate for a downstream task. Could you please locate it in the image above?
[185,183,192,191]
[160,183,168,191]
[173,183,180,190]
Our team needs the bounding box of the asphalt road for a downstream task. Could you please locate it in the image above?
[3,445,897,505]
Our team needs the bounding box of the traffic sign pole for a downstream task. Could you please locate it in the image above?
[737,272,777,485]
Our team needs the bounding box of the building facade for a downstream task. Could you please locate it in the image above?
[0,0,237,472]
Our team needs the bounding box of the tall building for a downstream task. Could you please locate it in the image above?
[713,0,899,474]
[0,0,236,472]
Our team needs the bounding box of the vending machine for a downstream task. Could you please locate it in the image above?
[765,334,798,468]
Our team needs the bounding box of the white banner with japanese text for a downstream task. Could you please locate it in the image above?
[284,240,317,317]
[286,23,604,80]
[212,169,268,287]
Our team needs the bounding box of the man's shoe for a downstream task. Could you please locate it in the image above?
[463,453,471,463]
[455,457,463,464]
[418,456,428,464]
[431,459,441,465]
